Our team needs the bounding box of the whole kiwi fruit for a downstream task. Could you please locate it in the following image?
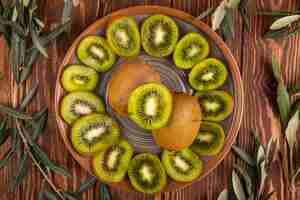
[71,113,120,156]
[128,153,167,194]
[93,139,134,182]
[107,58,161,116]
[60,91,105,124]
[128,83,173,130]
[161,148,203,182]
[153,93,202,150]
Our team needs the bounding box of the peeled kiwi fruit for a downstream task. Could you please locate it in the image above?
[153,93,201,150]
[77,35,116,72]
[141,14,179,57]
[60,91,105,124]
[128,83,173,130]
[93,139,134,182]
[128,153,166,194]
[161,148,203,182]
[107,58,161,116]
[196,90,234,121]
[173,33,210,69]
[191,122,225,156]
[189,58,228,91]
[71,113,120,156]
[61,64,99,92]
[107,16,140,57]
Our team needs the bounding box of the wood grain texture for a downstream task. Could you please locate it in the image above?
[0,0,299,199]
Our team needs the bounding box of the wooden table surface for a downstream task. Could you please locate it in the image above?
[0,0,299,199]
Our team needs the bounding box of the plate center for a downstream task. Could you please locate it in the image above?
[99,53,191,154]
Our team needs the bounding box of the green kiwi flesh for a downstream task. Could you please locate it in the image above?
[107,16,140,57]
[189,58,228,91]
[71,114,120,156]
[161,148,203,182]
[191,122,225,156]
[173,33,210,69]
[93,139,134,182]
[61,64,99,92]
[128,153,167,194]
[196,90,234,121]
[141,14,179,57]
[128,83,173,130]
[60,91,105,124]
[77,36,116,72]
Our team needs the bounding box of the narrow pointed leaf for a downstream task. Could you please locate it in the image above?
[271,56,282,82]
[76,176,97,194]
[30,143,52,166]
[292,166,300,186]
[217,189,228,200]
[62,192,79,200]
[232,170,247,200]
[226,0,241,9]
[232,145,256,166]
[221,8,234,40]
[285,110,299,151]
[50,165,72,179]
[19,82,39,111]
[30,24,48,58]
[258,161,268,197]
[270,15,300,30]
[234,164,253,196]
[32,107,48,120]
[277,82,290,127]
[62,0,72,33]
[0,129,17,169]
[32,110,48,141]
[38,191,44,200]
[11,152,28,189]
[100,184,111,200]
[196,7,215,20]
[43,191,58,200]
[0,119,9,146]
[0,105,32,120]
[257,145,265,165]
[212,0,227,31]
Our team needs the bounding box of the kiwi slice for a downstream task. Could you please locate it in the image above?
[71,113,120,156]
[93,139,134,182]
[61,64,99,92]
[128,83,173,130]
[189,58,228,91]
[107,16,140,57]
[141,15,179,57]
[173,33,210,69]
[161,148,203,182]
[196,90,234,121]
[191,122,225,156]
[77,35,116,72]
[60,91,105,124]
[128,153,166,194]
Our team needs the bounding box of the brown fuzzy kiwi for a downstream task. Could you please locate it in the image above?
[107,58,161,116]
[153,93,202,150]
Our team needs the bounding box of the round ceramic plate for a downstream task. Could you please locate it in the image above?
[55,6,244,193]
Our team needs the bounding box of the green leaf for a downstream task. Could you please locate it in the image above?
[233,164,253,196]
[32,109,48,141]
[257,145,265,165]
[100,184,111,200]
[0,104,33,120]
[251,129,261,148]
[271,56,282,82]
[19,82,39,111]
[232,170,247,200]
[217,189,228,200]
[30,143,52,166]
[212,0,227,31]
[62,0,72,33]
[0,15,26,37]
[9,32,21,83]
[259,11,300,16]
[221,8,234,40]
[38,191,44,200]
[43,191,58,200]
[196,7,215,20]
[285,110,299,151]
[0,118,9,146]
[62,192,79,200]
[226,0,241,9]
[76,176,97,194]
[232,145,256,167]
[270,15,300,30]
[50,165,72,179]
[30,23,48,58]
[277,81,291,127]
[11,152,28,189]
[32,107,48,120]
[258,160,268,197]
[0,129,18,169]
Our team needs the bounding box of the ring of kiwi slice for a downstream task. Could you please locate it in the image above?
[128,83,173,130]
[93,139,134,182]
[107,16,140,57]
[161,148,203,182]
[196,90,234,121]
[77,36,116,72]
[128,153,167,194]
[71,114,120,156]
[173,33,210,69]
[61,64,99,92]
[191,122,225,156]
[60,91,105,124]
[141,14,179,57]
[189,58,228,91]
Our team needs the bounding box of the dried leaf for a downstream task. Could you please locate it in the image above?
[232,145,256,167]
[270,15,300,30]
[234,164,253,196]
[292,166,300,186]
[19,82,39,111]
[76,176,97,194]
[285,110,299,151]
[226,0,241,9]
[217,189,228,200]
[271,56,282,83]
[239,6,250,32]
[277,82,290,127]
[258,161,268,197]
[212,0,227,31]
[0,104,32,120]
[62,0,72,33]
[196,7,215,20]
[0,119,9,146]
[100,184,111,200]
[232,170,247,200]
[30,23,48,58]
[265,138,276,165]
[257,145,265,165]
